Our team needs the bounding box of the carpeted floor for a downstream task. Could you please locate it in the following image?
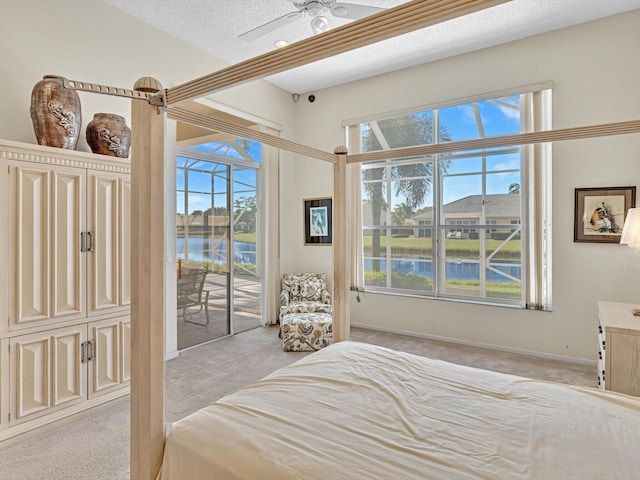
[0,326,596,480]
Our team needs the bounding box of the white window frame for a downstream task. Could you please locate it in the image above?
[346,85,552,310]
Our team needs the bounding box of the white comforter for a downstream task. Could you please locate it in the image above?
[158,341,640,479]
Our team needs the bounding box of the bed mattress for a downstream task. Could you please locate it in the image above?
[158,341,640,479]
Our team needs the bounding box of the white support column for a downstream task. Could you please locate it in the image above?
[333,146,350,342]
[130,77,167,480]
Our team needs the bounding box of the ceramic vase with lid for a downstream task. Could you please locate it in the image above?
[86,113,131,158]
[30,75,82,150]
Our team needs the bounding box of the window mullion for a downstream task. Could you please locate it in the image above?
[433,109,442,297]
[184,166,190,260]
[480,152,487,297]
[386,165,393,288]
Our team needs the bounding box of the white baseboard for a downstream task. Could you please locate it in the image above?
[166,349,179,360]
[350,323,597,366]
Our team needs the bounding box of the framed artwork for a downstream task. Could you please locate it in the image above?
[574,186,636,243]
[304,197,332,245]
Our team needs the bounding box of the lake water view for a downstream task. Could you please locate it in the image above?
[177,236,256,265]
[364,258,521,283]
[177,236,521,283]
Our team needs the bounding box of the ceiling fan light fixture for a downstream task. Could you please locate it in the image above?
[310,15,330,34]
[306,0,326,16]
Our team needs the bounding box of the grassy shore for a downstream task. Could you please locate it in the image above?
[363,235,521,259]
[182,232,521,259]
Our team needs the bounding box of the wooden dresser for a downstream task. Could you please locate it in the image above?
[597,301,640,396]
[0,139,131,442]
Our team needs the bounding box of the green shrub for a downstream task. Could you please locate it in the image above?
[365,271,432,290]
[490,232,521,240]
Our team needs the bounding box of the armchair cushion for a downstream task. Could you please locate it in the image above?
[280,273,331,303]
[280,302,332,316]
[279,273,333,320]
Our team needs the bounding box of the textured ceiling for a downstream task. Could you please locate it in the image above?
[100,0,640,94]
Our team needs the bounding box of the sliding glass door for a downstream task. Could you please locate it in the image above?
[176,140,262,349]
[232,164,261,333]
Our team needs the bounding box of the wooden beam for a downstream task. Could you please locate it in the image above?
[168,106,336,163]
[333,146,350,342]
[165,0,510,105]
[347,119,640,163]
[130,77,166,480]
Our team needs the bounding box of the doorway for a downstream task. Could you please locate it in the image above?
[176,141,262,350]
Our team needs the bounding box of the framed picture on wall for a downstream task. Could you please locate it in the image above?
[304,197,332,245]
[574,186,636,243]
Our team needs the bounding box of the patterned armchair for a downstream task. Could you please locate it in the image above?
[279,273,332,320]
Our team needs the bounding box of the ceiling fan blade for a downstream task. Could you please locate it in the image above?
[330,2,385,20]
[239,11,303,41]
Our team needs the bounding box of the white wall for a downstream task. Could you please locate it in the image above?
[0,0,295,358]
[284,10,640,361]
[4,1,639,362]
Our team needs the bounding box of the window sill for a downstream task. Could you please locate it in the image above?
[357,287,526,310]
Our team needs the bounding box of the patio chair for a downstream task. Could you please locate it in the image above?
[177,266,211,325]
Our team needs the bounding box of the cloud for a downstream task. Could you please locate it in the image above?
[498,104,520,121]
[458,104,476,124]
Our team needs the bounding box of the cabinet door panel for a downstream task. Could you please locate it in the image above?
[51,170,85,318]
[120,319,131,383]
[0,339,7,428]
[119,178,131,306]
[52,328,85,407]
[89,320,120,397]
[16,167,50,324]
[89,174,119,313]
[11,335,50,420]
[11,325,87,424]
[11,163,86,329]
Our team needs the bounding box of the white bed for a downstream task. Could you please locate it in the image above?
[157,341,640,479]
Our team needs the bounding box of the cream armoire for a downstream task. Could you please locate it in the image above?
[0,139,131,441]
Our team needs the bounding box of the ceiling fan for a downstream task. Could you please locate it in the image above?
[239,0,385,41]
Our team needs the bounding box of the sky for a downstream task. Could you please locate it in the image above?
[363,95,523,208]
[176,139,261,215]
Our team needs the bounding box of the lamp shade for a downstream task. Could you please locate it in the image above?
[620,208,640,247]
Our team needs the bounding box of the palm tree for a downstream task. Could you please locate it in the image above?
[391,202,415,226]
[508,183,520,194]
[362,114,451,271]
